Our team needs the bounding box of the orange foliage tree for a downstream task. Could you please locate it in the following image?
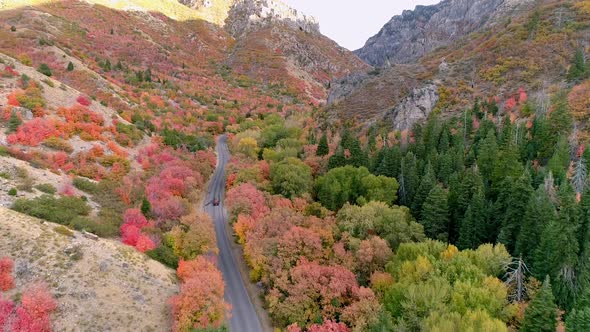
[170,257,227,331]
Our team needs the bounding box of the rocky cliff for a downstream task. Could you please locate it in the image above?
[354,0,535,67]
[225,0,319,37]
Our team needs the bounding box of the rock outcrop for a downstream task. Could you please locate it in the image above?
[387,84,438,130]
[225,0,320,38]
[354,0,535,67]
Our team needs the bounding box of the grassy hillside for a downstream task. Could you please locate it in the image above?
[0,207,177,331]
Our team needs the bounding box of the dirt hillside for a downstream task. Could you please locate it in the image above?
[0,207,178,332]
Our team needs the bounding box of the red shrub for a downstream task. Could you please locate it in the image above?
[150,196,186,221]
[7,92,20,107]
[0,257,15,292]
[106,141,128,158]
[504,97,517,111]
[123,208,148,227]
[59,180,75,197]
[76,95,92,107]
[121,224,141,246]
[3,66,19,77]
[10,283,57,332]
[518,87,528,103]
[7,118,60,146]
[135,234,156,252]
[0,295,14,328]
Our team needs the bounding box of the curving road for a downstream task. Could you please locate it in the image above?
[204,135,263,332]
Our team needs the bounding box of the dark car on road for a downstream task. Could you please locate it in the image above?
[213,199,220,206]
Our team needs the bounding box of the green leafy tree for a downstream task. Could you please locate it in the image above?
[66,61,74,71]
[315,166,398,210]
[421,184,449,241]
[520,276,557,332]
[336,201,425,249]
[270,157,312,198]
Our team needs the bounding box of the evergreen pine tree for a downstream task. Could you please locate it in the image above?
[528,115,555,162]
[491,144,524,194]
[499,116,514,148]
[476,130,498,185]
[37,63,52,76]
[115,60,123,71]
[141,197,151,217]
[457,188,487,250]
[548,135,571,185]
[566,308,590,332]
[549,96,573,138]
[327,149,346,170]
[66,61,74,71]
[399,152,419,206]
[437,125,450,153]
[534,183,580,309]
[520,276,557,332]
[567,49,588,83]
[7,111,22,134]
[437,152,453,185]
[103,59,112,71]
[316,134,329,156]
[380,147,402,178]
[421,114,439,156]
[497,172,533,253]
[421,184,449,242]
[515,184,557,268]
[412,163,436,219]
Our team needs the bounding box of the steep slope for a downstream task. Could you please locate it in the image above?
[355,0,536,67]
[0,207,177,331]
[224,0,369,103]
[328,0,590,131]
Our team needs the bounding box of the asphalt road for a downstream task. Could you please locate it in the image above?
[204,135,263,332]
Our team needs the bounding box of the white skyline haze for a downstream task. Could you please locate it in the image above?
[283,0,441,50]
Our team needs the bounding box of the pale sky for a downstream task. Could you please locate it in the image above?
[283,0,441,51]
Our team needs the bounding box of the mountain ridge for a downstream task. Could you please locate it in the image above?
[354,0,537,67]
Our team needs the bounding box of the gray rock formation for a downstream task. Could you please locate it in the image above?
[387,84,438,130]
[225,0,320,38]
[355,0,535,67]
[327,71,369,105]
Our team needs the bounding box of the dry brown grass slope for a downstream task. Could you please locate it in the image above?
[0,207,178,332]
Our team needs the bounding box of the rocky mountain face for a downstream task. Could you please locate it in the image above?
[225,0,319,38]
[388,84,439,131]
[354,0,535,67]
[328,0,588,132]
